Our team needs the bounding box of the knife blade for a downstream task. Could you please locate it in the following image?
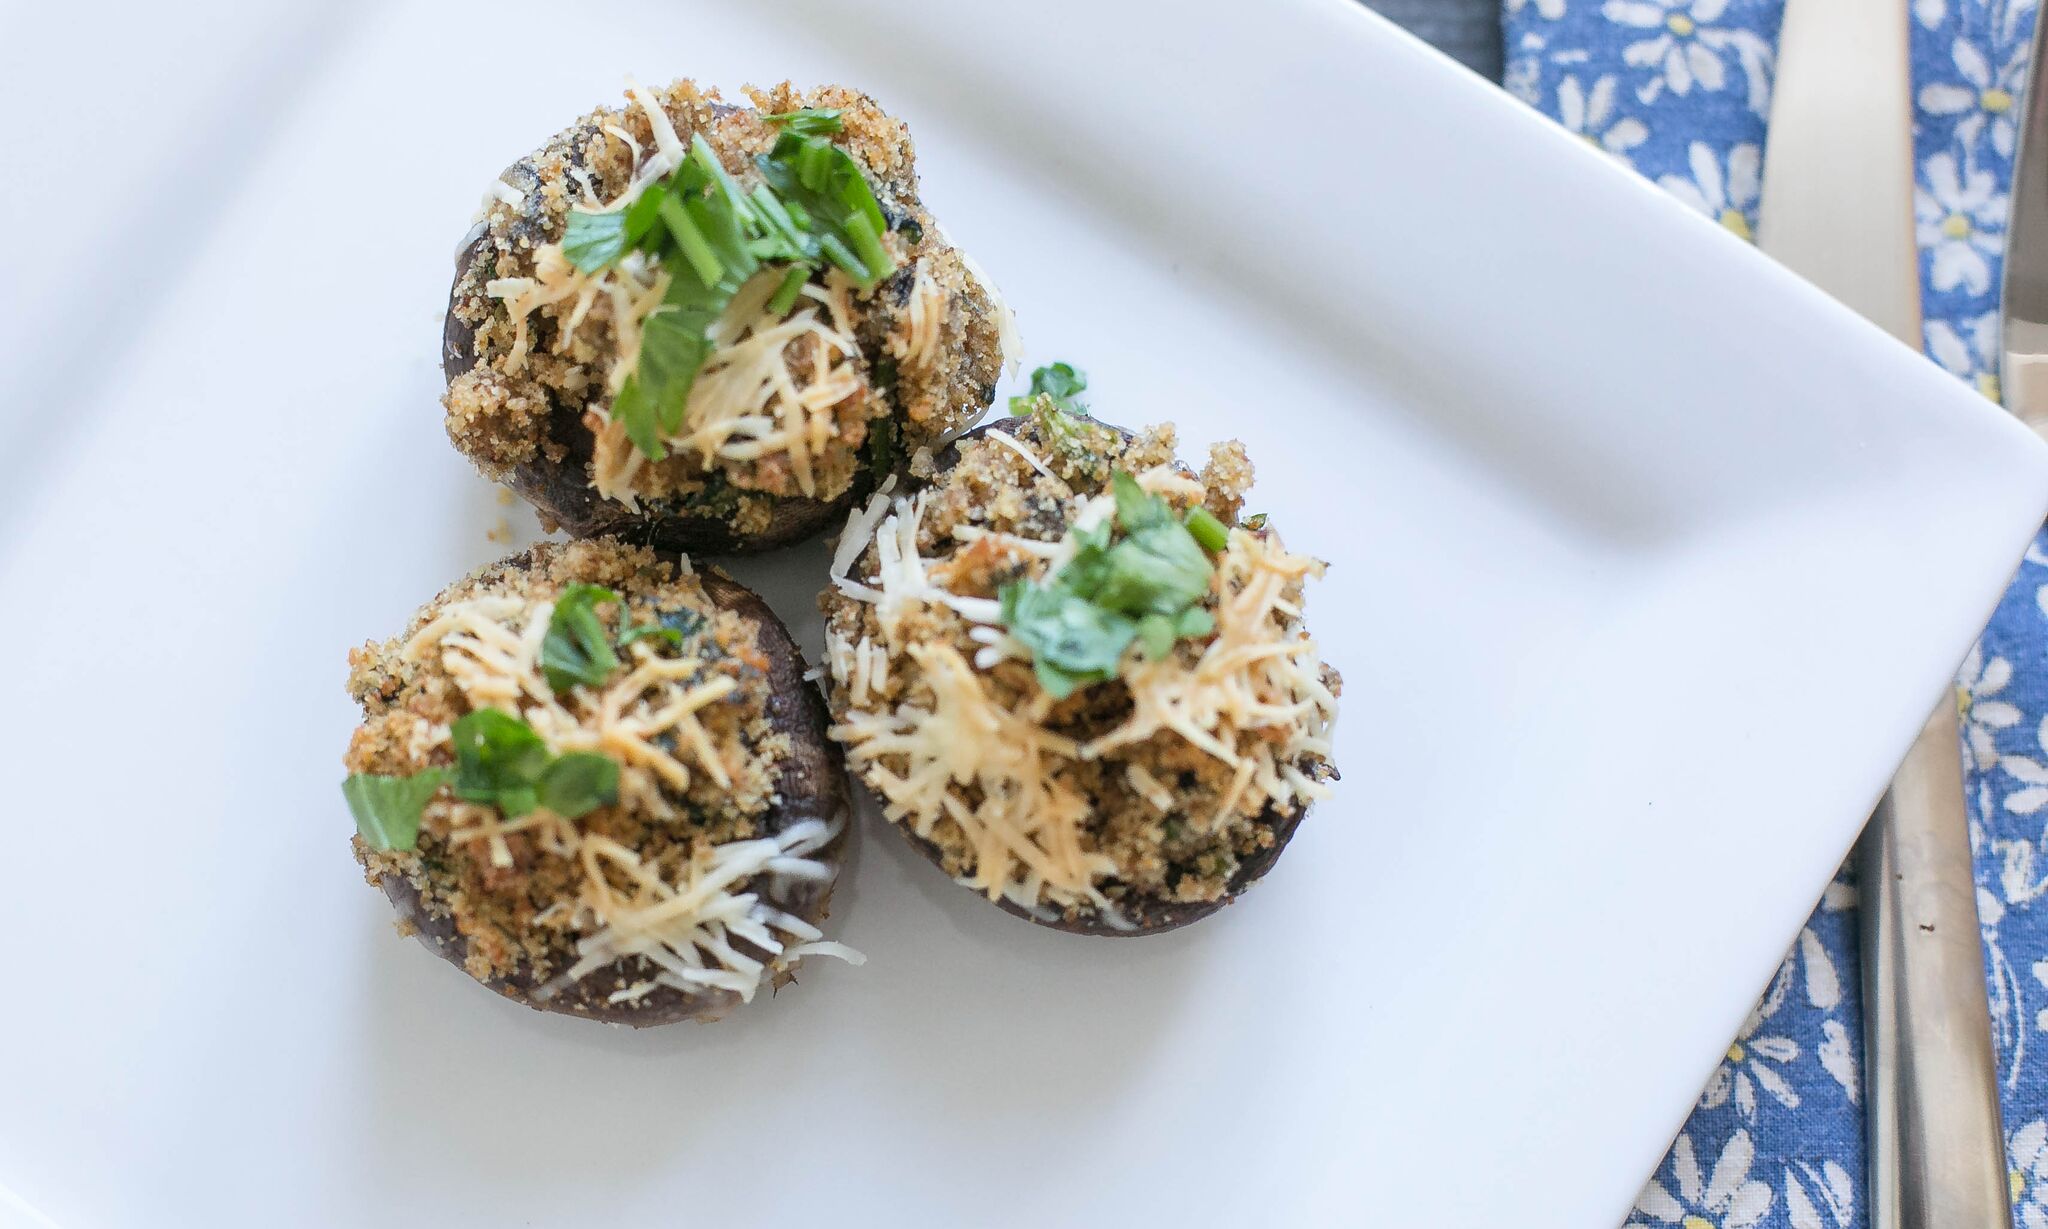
[1756,1,2012,1227]
[2004,8,2048,441]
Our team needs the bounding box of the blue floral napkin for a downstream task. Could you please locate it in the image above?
[1504,1,2046,1224]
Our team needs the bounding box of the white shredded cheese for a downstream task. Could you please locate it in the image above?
[829,478,1337,915]
[410,595,859,1001]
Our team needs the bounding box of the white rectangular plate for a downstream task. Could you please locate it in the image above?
[3,2,2045,1226]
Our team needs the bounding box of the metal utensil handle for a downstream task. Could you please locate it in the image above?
[1859,697,2010,1229]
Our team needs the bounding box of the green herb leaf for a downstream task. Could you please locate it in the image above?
[1030,362,1087,404]
[1008,362,1092,428]
[617,621,684,650]
[562,208,630,272]
[541,584,622,693]
[536,752,619,818]
[1095,523,1213,618]
[343,768,449,852]
[1184,507,1230,553]
[767,264,809,317]
[1244,512,1269,531]
[592,123,891,462]
[1135,613,1176,660]
[450,709,553,817]
[611,377,665,461]
[634,307,715,436]
[755,132,896,288]
[997,468,1220,695]
[999,580,1136,694]
[1111,472,1171,531]
[761,107,844,135]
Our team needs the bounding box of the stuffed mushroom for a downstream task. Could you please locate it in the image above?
[343,538,856,1024]
[818,366,1341,935]
[443,79,1008,553]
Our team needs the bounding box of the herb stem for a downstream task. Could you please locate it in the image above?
[1185,507,1230,553]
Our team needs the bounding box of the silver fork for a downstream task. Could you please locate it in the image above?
[1760,0,2012,1225]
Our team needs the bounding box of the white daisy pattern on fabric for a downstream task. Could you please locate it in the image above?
[1783,1160,1855,1229]
[1627,1130,1775,1228]
[1658,140,1763,238]
[1701,959,1803,1119]
[1959,642,2024,774]
[1926,309,2006,399]
[1602,0,1776,111]
[2013,1118,2048,1229]
[1920,34,2028,157]
[1507,0,2048,1219]
[1916,150,2008,294]
[1557,74,1652,163]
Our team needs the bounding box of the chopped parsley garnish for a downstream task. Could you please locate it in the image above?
[1009,362,1088,418]
[450,709,617,820]
[999,471,1222,699]
[761,107,844,136]
[617,620,684,650]
[565,114,898,461]
[562,209,630,272]
[1184,506,1231,553]
[1011,361,1110,469]
[540,584,622,692]
[343,769,449,852]
[541,585,689,690]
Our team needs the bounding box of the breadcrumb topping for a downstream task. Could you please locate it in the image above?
[443,80,1004,537]
[819,419,1341,926]
[347,539,850,1012]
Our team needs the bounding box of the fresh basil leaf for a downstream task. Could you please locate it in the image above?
[541,584,622,693]
[343,768,448,852]
[562,208,630,272]
[761,107,844,136]
[537,752,619,818]
[451,709,552,816]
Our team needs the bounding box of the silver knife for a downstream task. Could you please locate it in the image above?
[2005,11,2048,443]
[1757,1,2012,1226]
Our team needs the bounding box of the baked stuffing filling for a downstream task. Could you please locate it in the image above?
[444,79,1010,537]
[345,539,855,1008]
[819,367,1341,928]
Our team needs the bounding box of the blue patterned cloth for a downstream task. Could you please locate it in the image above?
[1503,0,2048,1224]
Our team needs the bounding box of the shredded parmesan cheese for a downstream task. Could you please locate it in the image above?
[826,482,1336,917]
[406,595,857,999]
